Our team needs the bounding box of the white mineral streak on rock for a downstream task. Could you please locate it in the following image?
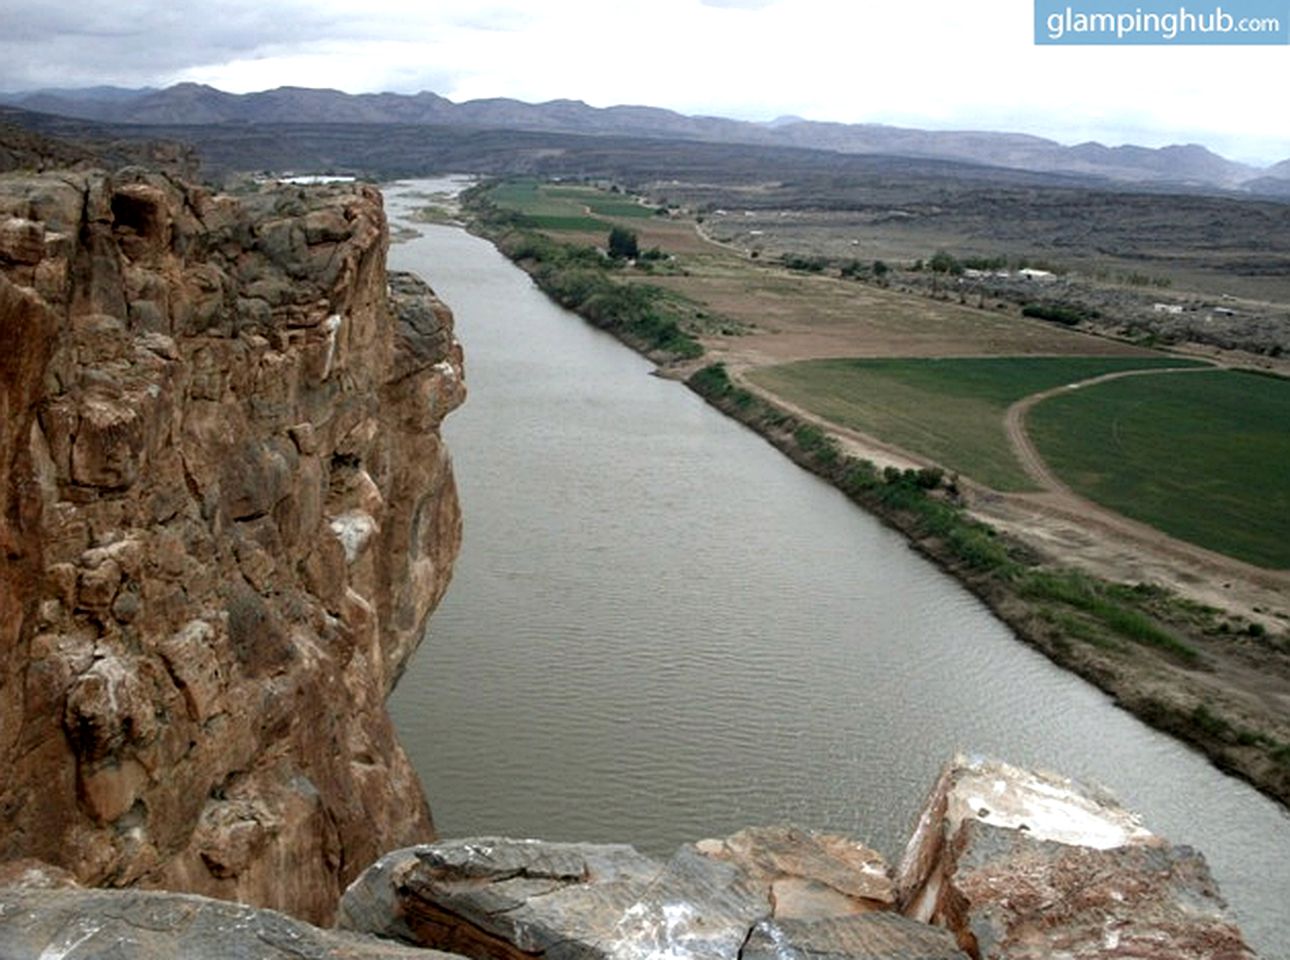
[329,511,377,563]
[945,755,1155,850]
[608,901,703,960]
[321,314,343,380]
[432,360,456,380]
[88,655,131,716]
[757,920,799,960]
[36,919,101,960]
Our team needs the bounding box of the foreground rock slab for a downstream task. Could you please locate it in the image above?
[339,829,967,960]
[0,886,454,959]
[895,755,1255,959]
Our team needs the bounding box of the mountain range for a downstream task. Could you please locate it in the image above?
[2,83,1288,192]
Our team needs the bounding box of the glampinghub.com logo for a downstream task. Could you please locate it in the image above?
[1035,1,1289,43]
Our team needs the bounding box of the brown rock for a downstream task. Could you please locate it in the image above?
[70,397,145,489]
[0,859,80,889]
[696,824,895,917]
[0,216,45,264]
[157,620,226,724]
[76,556,121,613]
[0,173,462,924]
[79,757,148,824]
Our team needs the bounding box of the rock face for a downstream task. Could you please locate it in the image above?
[896,756,1254,959]
[0,167,464,923]
[337,829,967,960]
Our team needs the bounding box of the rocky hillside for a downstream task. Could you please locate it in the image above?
[0,113,198,179]
[0,167,464,923]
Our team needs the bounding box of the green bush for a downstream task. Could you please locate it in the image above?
[1021,302,1100,326]
[783,254,828,273]
[929,250,963,275]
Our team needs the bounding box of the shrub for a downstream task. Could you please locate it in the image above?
[782,254,828,273]
[1021,301,1100,326]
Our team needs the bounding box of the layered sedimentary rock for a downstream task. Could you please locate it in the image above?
[0,167,464,923]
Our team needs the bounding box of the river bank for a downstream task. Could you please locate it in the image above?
[455,188,1290,812]
[685,362,1290,807]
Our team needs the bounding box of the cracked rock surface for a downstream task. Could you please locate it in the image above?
[337,829,966,960]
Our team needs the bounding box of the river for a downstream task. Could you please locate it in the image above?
[383,180,1290,957]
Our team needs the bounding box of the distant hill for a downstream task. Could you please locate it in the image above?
[0,105,198,176]
[1263,158,1290,179]
[0,83,1275,191]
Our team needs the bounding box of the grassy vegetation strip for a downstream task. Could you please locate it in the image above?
[1029,369,1290,569]
[688,361,1289,803]
[463,183,704,362]
[748,356,1204,492]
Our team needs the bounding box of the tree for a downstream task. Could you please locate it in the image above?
[607,226,639,260]
[929,250,962,275]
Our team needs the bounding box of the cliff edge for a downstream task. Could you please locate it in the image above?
[0,168,464,923]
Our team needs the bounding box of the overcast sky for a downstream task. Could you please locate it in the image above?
[1,0,1286,164]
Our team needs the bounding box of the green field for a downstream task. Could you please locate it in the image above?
[748,356,1205,491]
[486,180,654,232]
[1029,369,1290,568]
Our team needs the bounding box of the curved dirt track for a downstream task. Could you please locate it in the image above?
[1004,365,1216,496]
[725,361,1290,620]
[999,365,1290,609]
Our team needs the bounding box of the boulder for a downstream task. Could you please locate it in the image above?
[0,216,45,265]
[895,755,1254,959]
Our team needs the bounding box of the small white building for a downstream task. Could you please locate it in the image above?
[1018,268,1054,280]
[1153,303,1184,315]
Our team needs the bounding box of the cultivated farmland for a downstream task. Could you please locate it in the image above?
[1029,369,1290,568]
[747,356,1207,491]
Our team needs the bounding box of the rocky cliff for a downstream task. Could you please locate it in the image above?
[0,167,464,923]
